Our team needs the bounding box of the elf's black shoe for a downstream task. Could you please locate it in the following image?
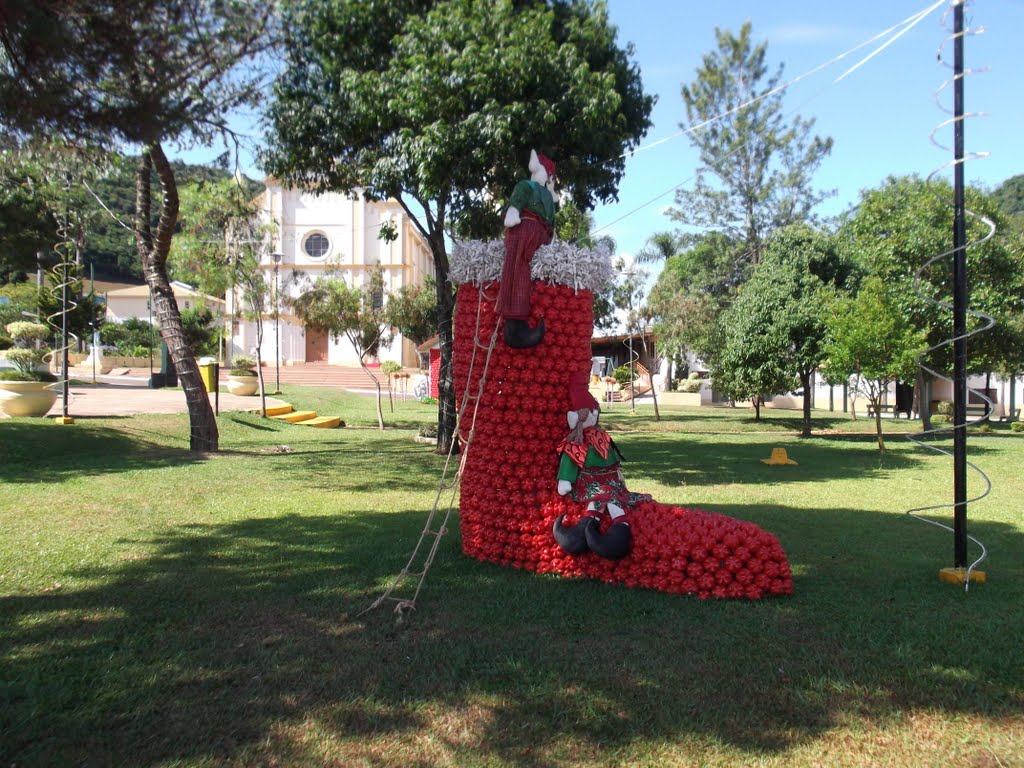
[553,514,597,555]
[585,520,632,560]
[504,317,546,348]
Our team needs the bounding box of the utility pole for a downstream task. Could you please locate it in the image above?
[946,0,974,583]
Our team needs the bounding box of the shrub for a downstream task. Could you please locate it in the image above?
[417,423,438,438]
[380,360,402,375]
[931,414,950,426]
[113,343,150,358]
[101,318,157,351]
[935,400,953,416]
[612,364,634,387]
[0,334,12,350]
[230,354,257,375]
[5,321,49,344]
[181,306,219,357]
[970,422,993,434]
[678,372,704,393]
[1011,421,1024,433]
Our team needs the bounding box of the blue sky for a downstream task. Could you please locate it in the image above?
[177,1,1022,268]
[593,0,1024,262]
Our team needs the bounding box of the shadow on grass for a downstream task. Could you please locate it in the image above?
[0,420,203,484]
[2,505,1021,766]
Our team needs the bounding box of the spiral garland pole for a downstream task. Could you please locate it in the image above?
[905,0,994,590]
[46,175,82,426]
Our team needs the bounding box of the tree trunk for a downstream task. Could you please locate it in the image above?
[873,398,885,452]
[360,356,385,430]
[432,234,457,455]
[137,146,218,452]
[915,368,932,431]
[800,371,812,438]
[753,395,761,420]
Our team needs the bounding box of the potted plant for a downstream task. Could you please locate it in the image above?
[0,322,59,417]
[226,354,259,396]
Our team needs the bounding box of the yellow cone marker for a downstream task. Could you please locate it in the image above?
[53,416,75,425]
[761,447,797,465]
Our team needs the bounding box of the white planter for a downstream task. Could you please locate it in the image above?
[226,374,259,396]
[0,381,60,417]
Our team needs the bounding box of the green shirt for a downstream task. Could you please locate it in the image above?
[508,180,556,225]
[558,445,619,483]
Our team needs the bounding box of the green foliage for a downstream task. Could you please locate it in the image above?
[170,177,265,297]
[0,282,39,326]
[556,200,618,332]
[677,372,703,394]
[265,0,653,450]
[35,275,106,343]
[0,334,11,350]
[715,225,843,429]
[229,354,257,375]
[824,277,926,449]
[612,364,634,387]
[670,22,833,261]
[841,175,1024,376]
[291,272,392,360]
[991,173,1024,232]
[266,0,653,237]
[1011,420,1024,433]
[385,278,440,348]
[100,318,157,351]
[647,231,747,366]
[5,321,49,342]
[935,400,954,416]
[380,361,402,375]
[180,306,219,358]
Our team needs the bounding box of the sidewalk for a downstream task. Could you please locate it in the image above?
[43,380,287,418]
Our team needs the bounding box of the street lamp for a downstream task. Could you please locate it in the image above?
[272,251,283,394]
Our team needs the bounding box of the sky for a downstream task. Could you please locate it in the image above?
[176,0,1023,270]
[591,0,1024,264]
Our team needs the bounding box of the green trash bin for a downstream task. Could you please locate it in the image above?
[198,357,218,393]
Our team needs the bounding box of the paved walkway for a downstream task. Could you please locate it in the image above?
[43,376,287,418]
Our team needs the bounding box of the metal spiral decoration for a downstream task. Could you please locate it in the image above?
[905,1,993,591]
[44,175,81,416]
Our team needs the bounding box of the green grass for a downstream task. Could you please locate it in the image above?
[2,391,1023,767]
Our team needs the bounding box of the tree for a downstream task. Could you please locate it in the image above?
[264,0,654,454]
[992,173,1024,233]
[386,277,441,368]
[290,271,394,430]
[841,175,1024,429]
[0,0,274,451]
[646,231,747,375]
[556,199,619,333]
[669,22,833,264]
[715,225,846,434]
[824,278,926,451]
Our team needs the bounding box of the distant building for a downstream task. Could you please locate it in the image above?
[104,281,225,325]
[227,181,435,368]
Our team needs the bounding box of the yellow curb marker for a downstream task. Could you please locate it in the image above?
[938,567,987,585]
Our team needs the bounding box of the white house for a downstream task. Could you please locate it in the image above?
[228,181,435,368]
[105,281,226,325]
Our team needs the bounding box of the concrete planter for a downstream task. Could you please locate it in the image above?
[658,391,703,407]
[0,381,59,417]
[226,374,259,396]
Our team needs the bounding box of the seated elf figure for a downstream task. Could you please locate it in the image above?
[553,371,651,559]
[496,149,557,348]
